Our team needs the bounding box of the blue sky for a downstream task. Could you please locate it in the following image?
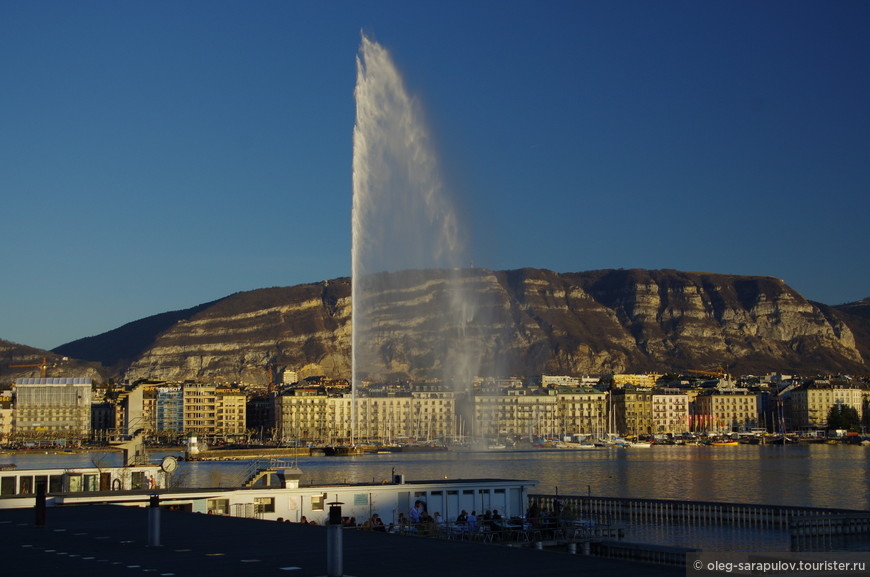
[1,1,868,350]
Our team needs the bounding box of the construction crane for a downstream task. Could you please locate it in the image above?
[686,368,734,385]
[686,369,728,378]
[8,356,49,378]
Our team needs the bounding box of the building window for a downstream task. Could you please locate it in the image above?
[255,497,275,513]
[208,499,230,515]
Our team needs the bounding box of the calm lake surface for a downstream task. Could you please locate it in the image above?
[6,444,869,510]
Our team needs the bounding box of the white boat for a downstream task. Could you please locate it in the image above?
[0,461,537,526]
[551,440,600,450]
[609,437,652,448]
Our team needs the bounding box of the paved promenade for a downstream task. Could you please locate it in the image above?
[1,504,684,577]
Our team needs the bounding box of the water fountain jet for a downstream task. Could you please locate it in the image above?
[351,33,479,442]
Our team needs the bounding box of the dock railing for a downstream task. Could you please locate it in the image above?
[529,494,870,552]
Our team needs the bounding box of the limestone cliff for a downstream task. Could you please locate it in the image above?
[36,268,868,384]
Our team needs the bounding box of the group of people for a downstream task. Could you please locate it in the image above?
[362,512,387,531]
[455,508,504,531]
[319,501,515,535]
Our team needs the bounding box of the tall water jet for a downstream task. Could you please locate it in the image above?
[351,33,478,440]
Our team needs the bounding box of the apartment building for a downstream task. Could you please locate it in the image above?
[694,389,759,433]
[651,392,690,434]
[13,378,92,440]
[556,387,607,436]
[276,390,457,443]
[788,380,867,429]
[155,386,184,435]
[216,386,247,437]
[610,387,654,436]
[473,392,558,439]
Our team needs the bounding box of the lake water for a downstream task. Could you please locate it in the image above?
[5,444,868,551]
[5,444,869,509]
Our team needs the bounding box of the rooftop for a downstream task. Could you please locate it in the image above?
[1,504,683,577]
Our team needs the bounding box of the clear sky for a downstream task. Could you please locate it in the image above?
[1,1,868,351]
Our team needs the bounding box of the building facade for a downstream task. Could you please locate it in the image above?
[13,378,93,440]
[215,387,247,437]
[693,389,759,433]
[555,387,607,437]
[473,392,558,440]
[788,381,867,429]
[651,392,690,434]
[155,386,184,436]
[611,388,654,436]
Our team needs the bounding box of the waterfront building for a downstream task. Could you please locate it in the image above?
[694,388,760,433]
[215,386,247,437]
[183,383,217,437]
[276,387,330,442]
[788,380,867,430]
[12,378,92,441]
[473,390,558,440]
[651,392,690,434]
[555,387,606,436]
[155,386,184,436]
[111,381,246,441]
[180,383,247,439]
[277,388,457,443]
[610,387,654,436]
[277,383,587,443]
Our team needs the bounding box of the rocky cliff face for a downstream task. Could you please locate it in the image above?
[42,268,867,384]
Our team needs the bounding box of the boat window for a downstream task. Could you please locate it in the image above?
[311,494,325,511]
[255,497,275,513]
[49,475,63,493]
[68,475,82,493]
[19,476,34,494]
[83,474,98,492]
[207,499,229,515]
[131,471,146,490]
[0,477,14,496]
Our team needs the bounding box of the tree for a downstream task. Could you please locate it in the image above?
[826,404,860,431]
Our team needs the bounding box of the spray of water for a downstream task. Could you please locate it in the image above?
[351,33,478,440]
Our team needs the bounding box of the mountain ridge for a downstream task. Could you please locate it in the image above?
[1,268,867,384]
